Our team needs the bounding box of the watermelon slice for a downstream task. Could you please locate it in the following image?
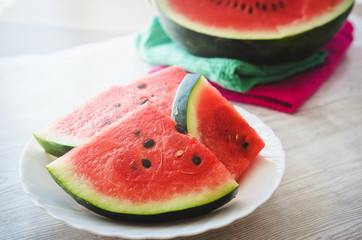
[47,100,238,222]
[34,66,187,157]
[155,0,353,63]
[172,74,265,180]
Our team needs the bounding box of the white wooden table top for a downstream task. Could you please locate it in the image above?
[0,1,361,239]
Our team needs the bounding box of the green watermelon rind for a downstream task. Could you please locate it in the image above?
[155,0,353,63]
[33,133,75,157]
[47,160,239,222]
[172,73,205,138]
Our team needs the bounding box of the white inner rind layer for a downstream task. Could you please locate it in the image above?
[47,158,238,215]
[186,76,208,141]
[156,0,353,39]
[34,125,85,148]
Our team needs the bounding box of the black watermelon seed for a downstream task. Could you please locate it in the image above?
[137,84,146,89]
[279,1,284,8]
[143,139,155,148]
[262,4,267,11]
[255,2,260,8]
[133,131,141,137]
[217,1,222,5]
[175,123,186,134]
[233,2,238,8]
[248,7,253,14]
[192,155,201,165]
[139,98,148,105]
[113,103,121,108]
[272,4,277,11]
[242,142,249,149]
[142,158,151,168]
[241,3,246,10]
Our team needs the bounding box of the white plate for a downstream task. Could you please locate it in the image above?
[19,106,285,239]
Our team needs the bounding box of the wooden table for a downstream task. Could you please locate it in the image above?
[1,1,361,239]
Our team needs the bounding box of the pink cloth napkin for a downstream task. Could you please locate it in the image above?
[149,21,354,113]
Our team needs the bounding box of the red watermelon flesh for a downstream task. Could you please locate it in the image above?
[53,66,186,138]
[47,100,238,218]
[196,83,265,181]
[34,66,187,156]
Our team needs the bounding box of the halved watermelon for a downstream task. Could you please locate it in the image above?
[34,66,187,157]
[47,100,238,222]
[155,0,354,63]
[172,74,265,180]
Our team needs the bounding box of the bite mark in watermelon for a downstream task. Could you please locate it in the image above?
[172,74,265,180]
[155,0,353,63]
[47,100,238,222]
[34,66,187,157]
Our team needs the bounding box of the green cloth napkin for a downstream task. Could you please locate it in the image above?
[135,17,327,92]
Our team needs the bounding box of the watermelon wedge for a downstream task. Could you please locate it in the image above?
[172,74,265,180]
[47,100,238,222]
[34,66,187,157]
